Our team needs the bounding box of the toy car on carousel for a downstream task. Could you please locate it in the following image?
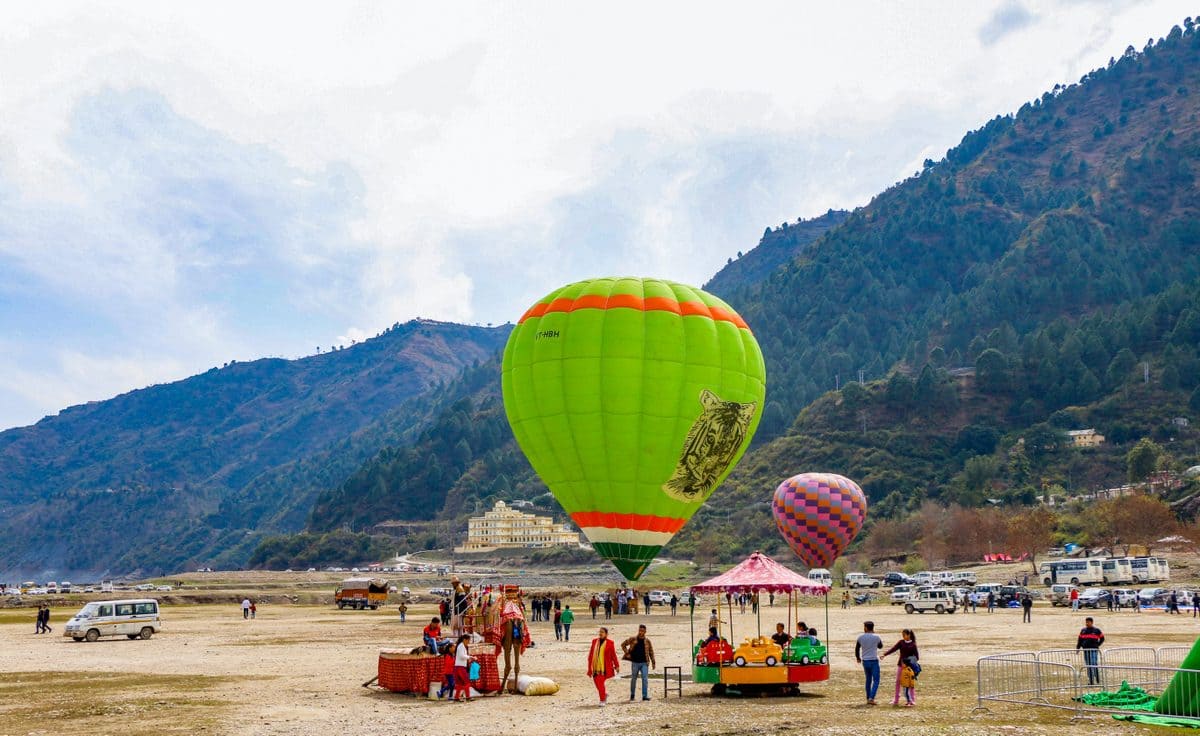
[732,636,784,667]
[694,638,734,666]
[786,637,828,665]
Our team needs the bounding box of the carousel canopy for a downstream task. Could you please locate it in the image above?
[690,551,831,595]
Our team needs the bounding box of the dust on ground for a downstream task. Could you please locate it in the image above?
[1,592,1195,735]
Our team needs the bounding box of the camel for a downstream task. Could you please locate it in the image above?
[497,617,522,694]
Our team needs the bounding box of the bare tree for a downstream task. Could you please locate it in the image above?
[1007,506,1058,574]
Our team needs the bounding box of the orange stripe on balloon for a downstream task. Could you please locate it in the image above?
[571,511,687,534]
[519,293,749,330]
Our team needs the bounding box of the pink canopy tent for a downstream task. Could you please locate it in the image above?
[689,551,831,650]
[691,551,831,595]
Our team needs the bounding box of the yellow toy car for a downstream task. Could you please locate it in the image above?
[731,636,783,667]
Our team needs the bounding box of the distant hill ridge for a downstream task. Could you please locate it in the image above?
[0,319,509,578]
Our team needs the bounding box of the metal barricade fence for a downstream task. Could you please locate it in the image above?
[977,653,1080,711]
[1159,646,1192,669]
[977,647,1200,721]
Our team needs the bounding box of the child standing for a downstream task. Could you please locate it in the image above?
[899,662,917,706]
[452,634,472,702]
[437,643,456,699]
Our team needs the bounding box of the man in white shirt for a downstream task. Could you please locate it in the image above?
[242,598,251,620]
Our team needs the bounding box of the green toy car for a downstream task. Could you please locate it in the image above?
[786,637,828,665]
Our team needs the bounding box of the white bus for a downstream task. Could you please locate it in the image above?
[1102,558,1134,584]
[1040,558,1105,586]
[1129,557,1170,583]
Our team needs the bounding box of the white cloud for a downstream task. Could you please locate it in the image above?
[0,0,1194,429]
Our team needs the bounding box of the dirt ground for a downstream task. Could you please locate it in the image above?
[2,592,1198,736]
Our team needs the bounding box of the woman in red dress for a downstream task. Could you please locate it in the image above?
[586,627,619,706]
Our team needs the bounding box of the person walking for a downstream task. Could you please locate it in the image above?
[589,595,599,619]
[842,591,850,610]
[1070,588,1080,611]
[42,604,52,634]
[34,604,45,634]
[1169,591,1181,615]
[1021,593,1033,623]
[241,598,251,620]
[398,602,408,623]
[643,592,651,615]
[1193,593,1200,619]
[669,594,678,617]
[1077,616,1105,687]
[855,621,883,705]
[882,628,919,707]
[987,591,995,613]
[561,605,575,641]
[249,601,257,619]
[621,624,656,701]
[586,627,619,706]
[553,607,563,641]
[603,595,613,620]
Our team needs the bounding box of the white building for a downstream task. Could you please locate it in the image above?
[459,501,579,551]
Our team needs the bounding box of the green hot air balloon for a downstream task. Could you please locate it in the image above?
[501,277,766,579]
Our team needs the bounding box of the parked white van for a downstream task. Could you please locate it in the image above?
[63,599,161,642]
[807,568,832,585]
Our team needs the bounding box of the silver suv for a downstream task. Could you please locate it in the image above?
[890,585,915,605]
[904,588,957,614]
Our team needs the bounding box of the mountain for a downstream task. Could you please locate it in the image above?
[284,21,1200,567]
[703,209,850,296]
[0,319,510,579]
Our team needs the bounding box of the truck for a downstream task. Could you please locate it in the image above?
[335,578,389,610]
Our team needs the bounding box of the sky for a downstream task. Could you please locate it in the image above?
[0,0,1193,430]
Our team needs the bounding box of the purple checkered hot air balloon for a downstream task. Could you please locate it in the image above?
[772,473,867,568]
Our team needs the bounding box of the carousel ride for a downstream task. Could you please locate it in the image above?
[689,551,831,693]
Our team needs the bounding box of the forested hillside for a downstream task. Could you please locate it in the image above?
[269,23,1200,570]
[703,209,849,296]
[0,320,509,578]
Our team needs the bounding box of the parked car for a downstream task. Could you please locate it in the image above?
[1079,589,1113,608]
[904,588,957,614]
[991,585,1031,606]
[647,590,672,605]
[806,568,832,586]
[972,583,1002,601]
[155,585,173,592]
[951,571,978,585]
[1047,584,1082,606]
[1112,589,1138,608]
[844,573,881,589]
[890,585,915,605]
[64,599,161,642]
[1138,587,1169,605]
[882,572,912,586]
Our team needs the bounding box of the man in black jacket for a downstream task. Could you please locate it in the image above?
[1077,616,1105,686]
